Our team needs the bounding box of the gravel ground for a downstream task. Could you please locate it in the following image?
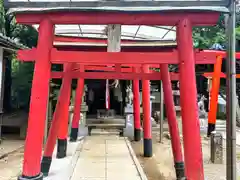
[131,123,240,180]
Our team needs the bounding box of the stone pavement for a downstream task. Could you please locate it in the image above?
[71,135,145,180]
[0,140,24,158]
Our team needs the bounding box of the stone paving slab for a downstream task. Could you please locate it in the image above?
[71,135,144,180]
[44,137,84,180]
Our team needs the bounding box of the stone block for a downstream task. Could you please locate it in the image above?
[210,131,223,164]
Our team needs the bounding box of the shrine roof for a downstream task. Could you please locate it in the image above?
[6,0,230,42]
[6,1,230,14]
[0,33,25,51]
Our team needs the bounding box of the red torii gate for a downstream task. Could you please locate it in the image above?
[12,10,222,180]
[201,52,240,137]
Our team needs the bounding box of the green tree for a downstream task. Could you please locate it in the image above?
[0,1,38,111]
[193,14,226,49]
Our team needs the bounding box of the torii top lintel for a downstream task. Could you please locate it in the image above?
[13,12,220,26]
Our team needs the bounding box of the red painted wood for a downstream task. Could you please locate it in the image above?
[84,66,132,72]
[21,19,54,177]
[203,72,240,78]
[160,64,183,163]
[51,49,178,64]
[58,64,73,140]
[18,48,36,62]
[177,18,204,179]
[17,48,217,64]
[56,46,176,52]
[16,12,219,25]
[133,67,141,131]
[204,50,240,59]
[43,65,72,157]
[208,56,223,128]
[78,64,160,68]
[54,35,141,44]
[65,65,159,73]
[142,65,151,139]
[71,66,85,129]
[51,71,180,80]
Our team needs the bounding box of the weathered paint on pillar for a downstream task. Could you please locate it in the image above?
[133,67,141,141]
[57,64,72,159]
[160,64,185,179]
[18,19,54,180]
[207,56,223,136]
[142,65,152,157]
[41,64,73,176]
[70,66,85,142]
[177,18,204,180]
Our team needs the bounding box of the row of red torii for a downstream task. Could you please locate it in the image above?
[14,11,231,180]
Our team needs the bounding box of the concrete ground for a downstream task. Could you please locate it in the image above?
[71,134,146,180]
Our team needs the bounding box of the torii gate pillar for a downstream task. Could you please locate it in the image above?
[133,67,141,141]
[70,66,85,142]
[18,19,53,180]
[177,18,204,179]
[142,65,152,157]
[160,64,185,179]
[57,64,72,159]
[41,64,73,176]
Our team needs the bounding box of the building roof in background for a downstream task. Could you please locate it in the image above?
[0,33,26,51]
[6,0,230,14]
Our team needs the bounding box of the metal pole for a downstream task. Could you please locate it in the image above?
[159,80,164,143]
[226,0,237,179]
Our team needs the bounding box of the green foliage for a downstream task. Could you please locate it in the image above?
[11,57,34,109]
[236,26,240,40]
[0,1,38,110]
[216,111,227,120]
[193,14,226,49]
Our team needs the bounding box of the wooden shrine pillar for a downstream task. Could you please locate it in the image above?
[160,64,185,179]
[177,18,204,179]
[18,19,54,180]
[106,24,121,110]
[177,18,204,180]
[57,64,73,159]
[133,67,141,141]
[70,65,85,142]
[142,65,152,157]
[207,55,223,136]
[41,63,73,176]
